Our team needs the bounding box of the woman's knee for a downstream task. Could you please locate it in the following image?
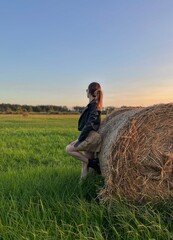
[66,144,77,154]
[66,144,71,154]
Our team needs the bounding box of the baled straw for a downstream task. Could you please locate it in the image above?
[98,103,173,201]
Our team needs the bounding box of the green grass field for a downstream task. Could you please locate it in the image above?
[0,115,173,240]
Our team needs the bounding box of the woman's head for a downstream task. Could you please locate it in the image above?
[87,82,103,111]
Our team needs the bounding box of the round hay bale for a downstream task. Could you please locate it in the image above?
[101,107,141,127]
[98,103,173,202]
[22,113,29,117]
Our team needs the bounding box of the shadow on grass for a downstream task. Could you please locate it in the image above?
[78,173,104,202]
[0,166,105,205]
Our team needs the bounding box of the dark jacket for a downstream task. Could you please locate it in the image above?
[74,99,101,147]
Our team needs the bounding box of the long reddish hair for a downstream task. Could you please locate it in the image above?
[88,82,103,111]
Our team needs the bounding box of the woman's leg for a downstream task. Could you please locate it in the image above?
[80,152,95,179]
[66,142,89,179]
[81,151,95,177]
[66,142,100,177]
[82,151,94,175]
[66,141,88,164]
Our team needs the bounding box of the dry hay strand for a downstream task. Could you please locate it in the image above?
[98,103,173,202]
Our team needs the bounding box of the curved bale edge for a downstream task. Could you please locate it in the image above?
[99,103,173,202]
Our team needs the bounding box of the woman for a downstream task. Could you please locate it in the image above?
[66,82,103,179]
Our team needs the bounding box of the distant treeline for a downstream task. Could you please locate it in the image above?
[0,103,141,115]
[0,103,118,114]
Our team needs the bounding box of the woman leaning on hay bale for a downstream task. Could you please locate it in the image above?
[66,82,103,179]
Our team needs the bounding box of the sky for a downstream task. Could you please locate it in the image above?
[0,0,173,108]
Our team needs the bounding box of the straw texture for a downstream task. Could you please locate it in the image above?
[98,103,173,201]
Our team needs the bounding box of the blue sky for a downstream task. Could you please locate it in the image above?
[0,0,173,107]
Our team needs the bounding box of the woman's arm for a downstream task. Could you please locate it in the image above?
[74,103,99,147]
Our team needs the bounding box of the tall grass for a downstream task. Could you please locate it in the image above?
[0,115,173,239]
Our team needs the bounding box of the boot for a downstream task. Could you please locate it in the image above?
[88,158,101,174]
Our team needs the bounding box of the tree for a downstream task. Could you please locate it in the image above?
[104,106,115,114]
[28,106,33,112]
[17,106,23,113]
[73,106,85,113]
[6,106,12,114]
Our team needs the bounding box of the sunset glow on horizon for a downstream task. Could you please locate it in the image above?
[0,1,172,108]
